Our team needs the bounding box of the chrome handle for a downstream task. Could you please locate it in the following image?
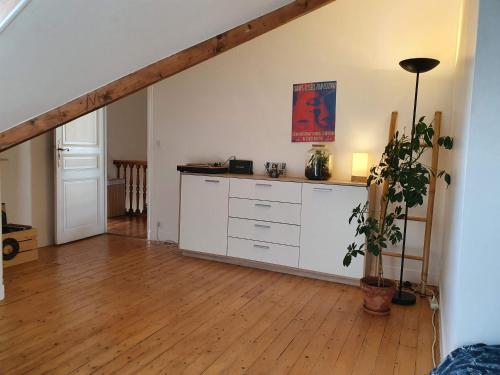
[254,203,271,208]
[254,224,271,229]
[313,187,332,192]
[57,147,70,152]
[256,183,272,187]
[204,179,220,183]
[253,244,270,249]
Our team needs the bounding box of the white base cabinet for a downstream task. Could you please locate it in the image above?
[179,174,368,284]
[299,183,366,279]
[179,174,229,256]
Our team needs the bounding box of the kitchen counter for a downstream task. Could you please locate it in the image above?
[180,172,367,188]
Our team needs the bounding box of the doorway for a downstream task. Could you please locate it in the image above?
[105,89,148,239]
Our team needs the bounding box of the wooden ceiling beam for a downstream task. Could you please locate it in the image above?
[0,0,335,152]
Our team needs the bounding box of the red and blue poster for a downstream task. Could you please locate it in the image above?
[292,81,336,142]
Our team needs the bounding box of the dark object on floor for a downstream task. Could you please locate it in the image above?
[3,237,20,260]
[177,164,228,174]
[431,344,500,374]
[229,159,253,174]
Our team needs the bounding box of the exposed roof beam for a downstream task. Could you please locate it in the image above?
[0,0,335,152]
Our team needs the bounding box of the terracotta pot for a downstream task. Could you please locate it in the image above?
[360,276,396,316]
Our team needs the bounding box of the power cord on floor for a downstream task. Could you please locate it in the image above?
[402,282,439,368]
[431,308,437,368]
[426,288,439,368]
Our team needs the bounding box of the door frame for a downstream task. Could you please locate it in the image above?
[146,86,154,241]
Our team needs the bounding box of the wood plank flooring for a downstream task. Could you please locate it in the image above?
[0,235,437,374]
[107,215,147,238]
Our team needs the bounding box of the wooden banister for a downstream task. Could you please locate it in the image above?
[113,160,147,215]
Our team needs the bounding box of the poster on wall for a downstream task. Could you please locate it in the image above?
[291,81,336,142]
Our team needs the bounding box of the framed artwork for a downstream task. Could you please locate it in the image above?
[291,81,336,142]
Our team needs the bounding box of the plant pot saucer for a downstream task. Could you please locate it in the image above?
[363,304,390,316]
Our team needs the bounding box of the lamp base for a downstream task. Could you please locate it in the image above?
[392,290,417,305]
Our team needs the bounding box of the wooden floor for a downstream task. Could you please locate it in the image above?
[107,214,147,238]
[0,235,437,374]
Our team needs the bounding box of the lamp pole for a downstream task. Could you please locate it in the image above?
[393,58,439,305]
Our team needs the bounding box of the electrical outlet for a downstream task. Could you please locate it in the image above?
[429,295,439,310]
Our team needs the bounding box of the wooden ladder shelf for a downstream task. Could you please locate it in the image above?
[378,111,442,294]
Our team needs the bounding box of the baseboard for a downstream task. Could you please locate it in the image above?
[182,250,361,287]
[148,227,178,243]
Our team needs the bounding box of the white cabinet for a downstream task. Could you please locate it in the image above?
[179,173,367,284]
[179,175,229,255]
[299,183,366,278]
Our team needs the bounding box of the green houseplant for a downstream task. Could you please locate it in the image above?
[343,117,453,315]
[305,145,332,180]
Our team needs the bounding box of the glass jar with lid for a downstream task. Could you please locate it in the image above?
[305,144,332,180]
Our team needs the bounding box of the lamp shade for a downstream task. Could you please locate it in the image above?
[399,58,440,74]
[351,153,369,182]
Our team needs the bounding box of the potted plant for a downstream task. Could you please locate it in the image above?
[305,144,332,180]
[343,117,453,315]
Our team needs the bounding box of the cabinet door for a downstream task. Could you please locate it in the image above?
[300,184,367,279]
[179,175,229,255]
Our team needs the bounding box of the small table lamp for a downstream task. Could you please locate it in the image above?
[351,153,368,183]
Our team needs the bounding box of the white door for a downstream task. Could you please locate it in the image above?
[55,110,105,244]
[179,174,229,255]
[300,184,366,279]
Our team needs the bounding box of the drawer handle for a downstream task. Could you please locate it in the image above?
[254,203,271,208]
[256,183,272,187]
[205,179,220,183]
[313,187,332,192]
[253,244,270,249]
[254,224,271,229]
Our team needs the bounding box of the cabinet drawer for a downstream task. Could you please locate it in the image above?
[228,218,300,246]
[229,198,301,225]
[229,178,302,203]
[228,237,299,268]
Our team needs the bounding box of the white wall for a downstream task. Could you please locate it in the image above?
[150,0,461,284]
[440,0,500,356]
[0,133,54,248]
[0,0,293,133]
[107,89,148,178]
[1,141,32,225]
[30,133,55,247]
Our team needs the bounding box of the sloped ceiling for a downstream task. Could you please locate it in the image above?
[0,0,293,133]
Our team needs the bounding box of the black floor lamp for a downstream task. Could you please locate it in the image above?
[392,57,440,305]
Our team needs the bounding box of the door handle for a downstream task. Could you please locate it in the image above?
[254,224,271,229]
[56,143,70,167]
[253,244,270,249]
[254,203,271,208]
[313,187,332,192]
